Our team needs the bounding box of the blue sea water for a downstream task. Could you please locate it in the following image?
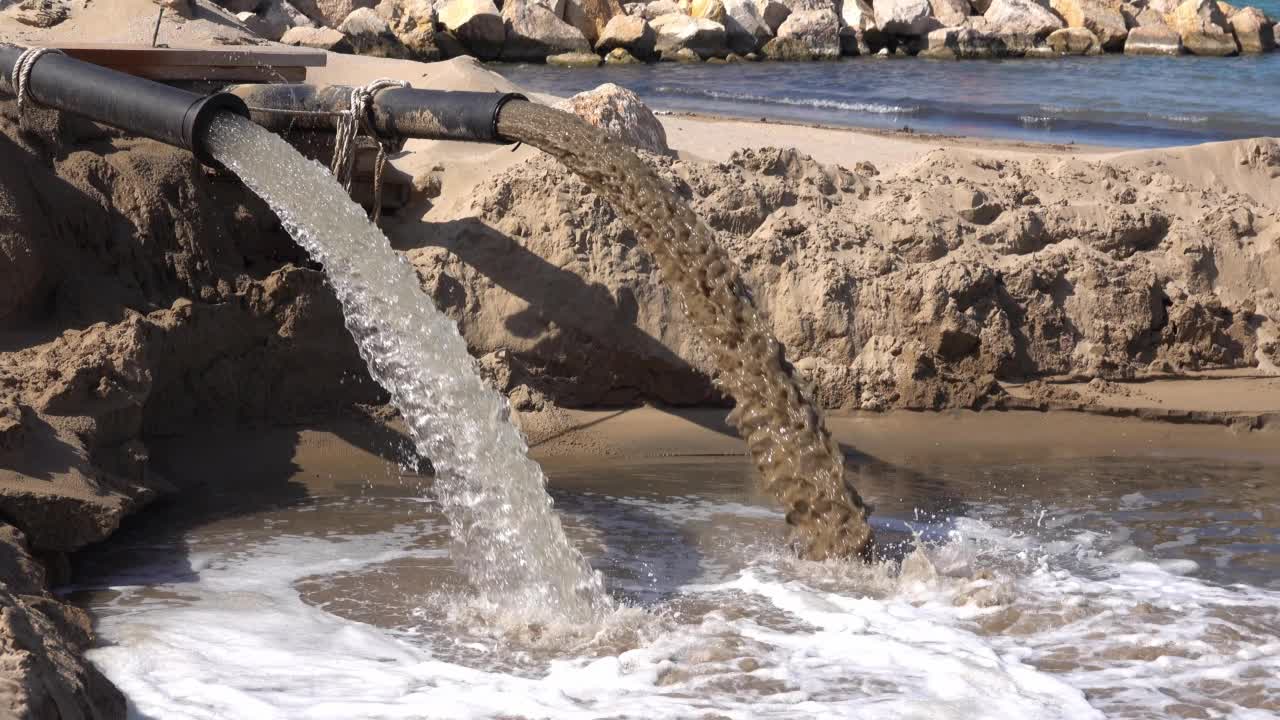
[497,51,1280,148]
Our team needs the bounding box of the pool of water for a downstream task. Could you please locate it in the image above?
[68,439,1280,719]
[497,53,1280,148]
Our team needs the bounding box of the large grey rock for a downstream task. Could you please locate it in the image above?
[597,14,659,57]
[437,0,506,58]
[339,7,412,55]
[1228,6,1275,52]
[292,0,377,26]
[1046,24,1103,51]
[554,83,671,154]
[840,0,876,29]
[280,25,356,50]
[918,25,1008,55]
[502,0,592,60]
[875,0,937,34]
[758,0,793,31]
[1123,22,1183,51]
[723,0,774,52]
[761,7,840,58]
[546,50,606,64]
[651,13,730,57]
[983,0,1065,36]
[1050,0,1128,49]
[642,0,683,18]
[928,0,970,27]
[249,0,317,40]
[1164,0,1237,53]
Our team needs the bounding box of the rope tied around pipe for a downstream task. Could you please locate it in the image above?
[331,78,408,223]
[1,46,65,125]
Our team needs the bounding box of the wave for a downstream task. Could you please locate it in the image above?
[653,86,921,115]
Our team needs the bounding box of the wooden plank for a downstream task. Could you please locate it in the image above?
[52,44,326,69]
[102,64,309,82]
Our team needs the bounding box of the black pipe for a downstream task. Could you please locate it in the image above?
[0,44,248,165]
[228,84,524,144]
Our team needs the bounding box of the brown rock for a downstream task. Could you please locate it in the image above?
[1228,6,1275,52]
[566,0,626,42]
[291,0,377,26]
[280,24,356,49]
[691,0,727,22]
[1165,0,1238,54]
[876,0,938,35]
[919,25,1009,56]
[652,12,729,57]
[929,0,971,27]
[1050,0,1129,49]
[338,6,412,56]
[769,8,841,57]
[983,0,1065,36]
[502,0,592,60]
[436,0,505,57]
[555,83,671,154]
[1124,21,1183,50]
[598,14,659,56]
[1047,24,1104,51]
[546,49,606,64]
[7,0,71,27]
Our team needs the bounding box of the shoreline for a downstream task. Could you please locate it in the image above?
[656,109,1119,170]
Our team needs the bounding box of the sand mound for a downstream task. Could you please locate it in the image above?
[401,137,1278,410]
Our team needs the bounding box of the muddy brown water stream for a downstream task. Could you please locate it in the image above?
[68,419,1280,719]
[497,102,873,560]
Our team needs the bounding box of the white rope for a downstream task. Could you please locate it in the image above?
[5,47,65,121]
[330,78,408,223]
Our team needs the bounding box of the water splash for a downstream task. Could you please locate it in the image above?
[205,113,609,621]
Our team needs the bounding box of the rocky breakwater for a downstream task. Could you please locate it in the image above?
[189,0,1280,60]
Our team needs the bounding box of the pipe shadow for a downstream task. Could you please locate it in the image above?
[388,216,717,406]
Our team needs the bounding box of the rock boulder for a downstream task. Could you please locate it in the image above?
[919,25,1008,56]
[983,0,1065,36]
[1047,24,1103,51]
[597,14,659,56]
[691,0,728,22]
[280,25,355,50]
[555,83,671,154]
[292,0,377,26]
[651,13,730,57]
[1050,0,1129,49]
[502,0,592,60]
[875,0,937,35]
[1165,0,1238,54]
[928,0,970,27]
[1228,6,1275,52]
[840,0,877,29]
[338,7,411,56]
[758,0,792,32]
[1124,21,1183,51]
[767,8,841,57]
[566,0,625,43]
[723,0,774,52]
[437,0,506,58]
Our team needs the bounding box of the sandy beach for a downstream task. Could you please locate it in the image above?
[2,1,1280,716]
